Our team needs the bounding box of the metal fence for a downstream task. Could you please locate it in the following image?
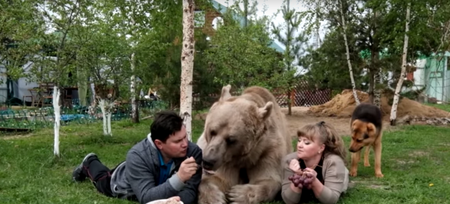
[193,80,332,109]
[0,100,168,132]
[274,80,332,108]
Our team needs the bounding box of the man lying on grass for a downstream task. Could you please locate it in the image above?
[72,111,203,204]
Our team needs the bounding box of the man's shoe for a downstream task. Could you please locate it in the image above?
[72,153,97,182]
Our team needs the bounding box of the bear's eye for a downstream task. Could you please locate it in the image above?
[226,137,236,145]
[210,130,217,137]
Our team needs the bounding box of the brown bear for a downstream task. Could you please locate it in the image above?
[196,85,292,204]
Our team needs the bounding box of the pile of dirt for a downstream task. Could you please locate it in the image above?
[308,89,450,120]
[308,89,369,118]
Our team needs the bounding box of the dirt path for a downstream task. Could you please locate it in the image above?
[281,107,352,137]
[281,107,392,138]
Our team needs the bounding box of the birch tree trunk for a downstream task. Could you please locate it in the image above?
[99,99,107,135]
[180,0,195,141]
[52,86,61,156]
[390,3,410,126]
[339,0,360,105]
[107,107,112,135]
[99,99,112,136]
[130,52,139,123]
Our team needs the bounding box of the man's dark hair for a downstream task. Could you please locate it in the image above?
[150,111,184,143]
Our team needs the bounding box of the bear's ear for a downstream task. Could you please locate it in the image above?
[258,102,273,120]
[219,84,232,101]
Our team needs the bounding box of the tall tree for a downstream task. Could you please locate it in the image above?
[74,1,131,136]
[272,0,306,115]
[113,0,154,124]
[180,0,195,141]
[338,0,360,105]
[0,0,43,97]
[34,0,88,156]
[390,2,410,126]
[204,1,284,91]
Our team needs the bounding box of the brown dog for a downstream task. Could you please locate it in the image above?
[349,103,384,178]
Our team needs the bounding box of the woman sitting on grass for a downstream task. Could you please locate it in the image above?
[281,121,349,204]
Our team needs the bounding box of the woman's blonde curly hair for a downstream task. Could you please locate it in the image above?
[297,121,347,164]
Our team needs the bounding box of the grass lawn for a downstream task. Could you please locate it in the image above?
[425,103,450,112]
[1,117,450,204]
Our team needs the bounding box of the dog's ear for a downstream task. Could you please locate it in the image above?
[367,123,376,133]
[351,120,361,132]
[351,120,357,130]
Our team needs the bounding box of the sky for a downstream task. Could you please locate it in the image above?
[215,0,289,27]
[214,0,327,47]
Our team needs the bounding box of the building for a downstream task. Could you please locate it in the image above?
[411,52,450,103]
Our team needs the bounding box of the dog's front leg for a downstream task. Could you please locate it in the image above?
[350,151,361,177]
[373,134,384,178]
[364,146,371,167]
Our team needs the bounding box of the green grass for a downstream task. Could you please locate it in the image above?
[1,119,450,204]
[426,103,450,112]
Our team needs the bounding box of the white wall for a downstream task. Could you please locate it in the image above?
[0,61,39,103]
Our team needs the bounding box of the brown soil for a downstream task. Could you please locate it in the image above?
[195,106,357,138]
[307,89,450,120]
[281,107,354,137]
[194,89,450,139]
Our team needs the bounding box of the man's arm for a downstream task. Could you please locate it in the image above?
[177,144,203,204]
[126,150,182,204]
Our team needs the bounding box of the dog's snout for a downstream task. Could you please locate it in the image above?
[349,146,363,153]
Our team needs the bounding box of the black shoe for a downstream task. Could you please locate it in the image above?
[72,153,97,182]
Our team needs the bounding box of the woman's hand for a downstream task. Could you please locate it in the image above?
[303,168,321,189]
[289,159,302,175]
[303,167,317,178]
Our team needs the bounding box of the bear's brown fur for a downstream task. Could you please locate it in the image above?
[196,85,292,204]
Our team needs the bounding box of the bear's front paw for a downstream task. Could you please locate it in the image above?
[227,184,260,204]
[198,182,226,204]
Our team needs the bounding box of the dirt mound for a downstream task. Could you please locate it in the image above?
[308,89,450,120]
[308,89,369,117]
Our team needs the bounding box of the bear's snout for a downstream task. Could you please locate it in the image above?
[202,158,216,170]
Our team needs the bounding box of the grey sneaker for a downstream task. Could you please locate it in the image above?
[72,153,97,182]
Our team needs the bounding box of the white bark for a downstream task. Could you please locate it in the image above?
[90,82,96,103]
[180,0,195,141]
[107,110,112,136]
[374,68,382,108]
[130,52,138,123]
[390,3,410,126]
[99,99,112,136]
[52,86,61,156]
[339,0,360,105]
[314,1,321,49]
[99,99,107,135]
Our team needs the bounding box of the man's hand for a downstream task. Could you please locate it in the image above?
[168,196,181,202]
[177,157,198,182]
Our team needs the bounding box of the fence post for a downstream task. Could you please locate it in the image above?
[290,89,295,107]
